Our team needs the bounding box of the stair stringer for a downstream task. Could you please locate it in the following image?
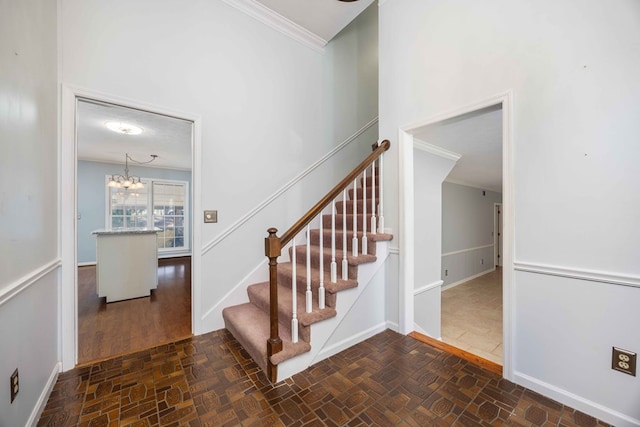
[276,241,390,381]
[200,259,267,332]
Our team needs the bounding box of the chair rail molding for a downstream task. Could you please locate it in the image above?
[414,280,444,296]
[202,116,379,255]
[442,243,494,257]
[514,261,640,288]
[0,259,61,307]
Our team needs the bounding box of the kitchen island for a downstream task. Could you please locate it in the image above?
[92,228,159,303]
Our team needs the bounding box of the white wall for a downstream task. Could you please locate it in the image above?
[441,182,501,286]
[412,149,456,337]
[0,0,60,424]
[380,0,640,424]
[61,0,380,336]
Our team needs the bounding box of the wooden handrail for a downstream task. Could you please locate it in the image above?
[263,139,389,382]
[280,139,390,246]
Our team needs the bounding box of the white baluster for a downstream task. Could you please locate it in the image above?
[306,225,312,313]
[378,144,385,233]
[371,161,377,236]
[342,189,348,280]
[291,237,298,343]
[318,213,325,309]
[352,179,359,257]
[362,169,368,255]
[330,199,337,283]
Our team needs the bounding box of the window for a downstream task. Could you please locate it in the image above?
[107,178,189,252]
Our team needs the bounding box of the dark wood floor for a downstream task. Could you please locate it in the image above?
[40,329,609,426]
[77,257,192,365]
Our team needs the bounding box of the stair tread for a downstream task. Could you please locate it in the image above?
[248,282,337,329]
[292,244,377,266]
[222,303,311,371]
[278,262,359,294]
[309,229,393,242]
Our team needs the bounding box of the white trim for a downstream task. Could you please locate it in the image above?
[514,261,640,289]
[414,280,443,296]
[316,321,388,361]
[442,243,494,257]
[445,177,501,193]
[389,246,399,255]
[60,84,203,368]
[77,262,96,267]
[200,259,267,327]
[514,371,640,427]
[202,116,379,255]
[414,138,462,162]
[442,267,496,291]
[0,260,61,307]
[399,91,515,380]
[386,320,399,332]
[220,0,327,53]
[27,362,60,427]
[398,129,414,335]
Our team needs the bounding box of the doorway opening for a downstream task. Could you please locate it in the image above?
[75,99,194,364]
[399,92,513,379]
[60,86,203,370]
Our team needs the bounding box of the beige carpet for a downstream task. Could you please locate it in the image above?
[441,268,503,364]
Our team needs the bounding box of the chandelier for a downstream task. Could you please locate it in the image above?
[107,153,157,189]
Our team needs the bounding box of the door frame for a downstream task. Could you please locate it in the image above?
[60,84,203,370]
[494,203,503,267]
[398,91,514,380]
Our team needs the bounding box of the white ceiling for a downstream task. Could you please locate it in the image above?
[77,99,192,170]
[413,105,503,193]
[254,0,375,42]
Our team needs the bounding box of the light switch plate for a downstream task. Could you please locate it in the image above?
[204,210,217,223]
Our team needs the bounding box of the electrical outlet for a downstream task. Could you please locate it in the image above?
[10,369,18,403]
[612,347,636,376]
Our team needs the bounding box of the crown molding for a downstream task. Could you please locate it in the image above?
[413,138,462,161]
[220,0,327,53]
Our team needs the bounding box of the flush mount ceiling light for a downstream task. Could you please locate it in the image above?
[105,121,143,135]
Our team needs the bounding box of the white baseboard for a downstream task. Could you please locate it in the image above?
[386,320,399,333]
[77,262,96,267]
[442,267,496,291]
[316,321,388,361]
[514,371,640,427]
[28,362,60,427]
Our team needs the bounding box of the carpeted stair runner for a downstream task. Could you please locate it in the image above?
[223,175,392,376]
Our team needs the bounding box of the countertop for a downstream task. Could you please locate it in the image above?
[92,228,161,235]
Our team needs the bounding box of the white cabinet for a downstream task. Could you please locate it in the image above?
[93,229,158,303]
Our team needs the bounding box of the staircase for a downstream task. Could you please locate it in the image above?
[222,141,391,382]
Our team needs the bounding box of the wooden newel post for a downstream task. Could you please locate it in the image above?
[265,227,283,382]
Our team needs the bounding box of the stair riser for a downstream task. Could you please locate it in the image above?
[308,230,377,256]
[334,200,379,216]
[247,287,313,343]
[278,266,352,300]
[322,214,373,233]
[348,188,377,201]
[360,176,379,188]
[289,247,359,280]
